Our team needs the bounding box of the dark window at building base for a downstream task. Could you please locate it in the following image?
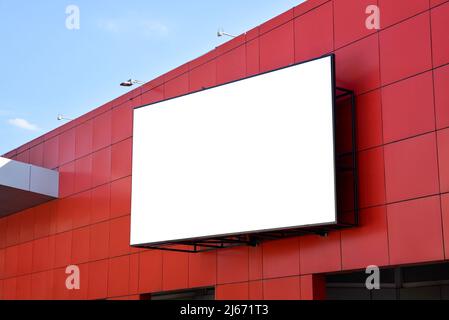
[326,262,449,300]
[142,287,215,300]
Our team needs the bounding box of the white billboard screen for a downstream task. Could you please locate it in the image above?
[131,55,336,246]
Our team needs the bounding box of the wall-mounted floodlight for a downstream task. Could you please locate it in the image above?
[120,79,145,87]
[217,28,236,38]
[57,114,73,121]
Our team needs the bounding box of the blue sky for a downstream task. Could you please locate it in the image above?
[0,0,303,154]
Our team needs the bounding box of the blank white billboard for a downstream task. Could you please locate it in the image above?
[131,55,336,246]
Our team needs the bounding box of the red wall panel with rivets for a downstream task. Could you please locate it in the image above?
[1,0,449,300]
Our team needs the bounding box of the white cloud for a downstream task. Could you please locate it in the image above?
[139,20,168,37]
[98,16,168,37]
[8,118,40,131]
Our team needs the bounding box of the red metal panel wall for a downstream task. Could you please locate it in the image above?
[1,0,449,300]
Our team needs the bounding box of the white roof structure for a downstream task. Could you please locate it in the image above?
[0,157,59,217]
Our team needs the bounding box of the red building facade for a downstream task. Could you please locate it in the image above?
[1,0,449,300]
